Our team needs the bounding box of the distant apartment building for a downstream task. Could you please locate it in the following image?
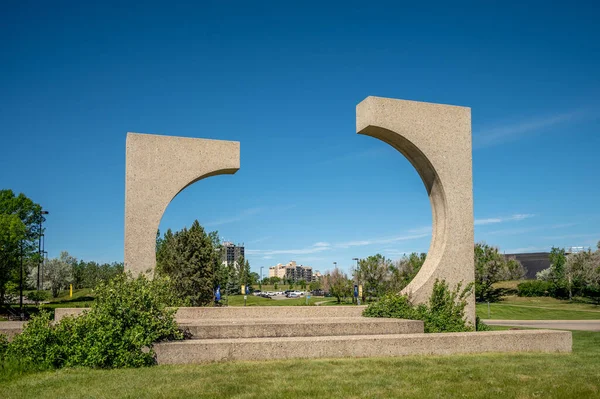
[269,261,312,282]
[221,241,244,265]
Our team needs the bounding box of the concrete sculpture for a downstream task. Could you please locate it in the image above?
[357,96,475,323]
[124,133,240,277]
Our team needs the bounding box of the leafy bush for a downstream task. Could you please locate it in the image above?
[7,274,183,369]
[364,280,474,333]
[26,290,49,303]
[475,316,491,331]
[517,280,552,297]
[0,334,8,359]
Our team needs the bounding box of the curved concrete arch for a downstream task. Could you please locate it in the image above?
[124,132,240,278]
[356,96,475,324]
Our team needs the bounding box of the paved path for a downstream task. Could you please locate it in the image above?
[483,319,600,331]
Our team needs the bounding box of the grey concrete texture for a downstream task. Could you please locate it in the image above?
[154,329,572,364]
[0,321,25,340]
[484,319,600,331]
[357,96,475,324]
[124,133,240,277]
[54,305,367,322]
[179,317,424,339]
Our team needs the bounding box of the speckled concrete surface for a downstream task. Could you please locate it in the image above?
[154,329,572,364]
[124,133,240,277]
[179,317,423,339]
[357,96,475,324]
[54,306,367,322]
[0,321,25,340]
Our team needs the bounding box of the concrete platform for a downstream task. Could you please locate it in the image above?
[0,321,25,340]
[178,317,423,339]
[54,306,367,322]
[154,329,572,364]
[483,319,600,331]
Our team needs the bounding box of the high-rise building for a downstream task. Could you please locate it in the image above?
[221,241,244,265]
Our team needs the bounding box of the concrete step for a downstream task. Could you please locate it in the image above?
[178,317,423,339]
[154,329,572,364]
[54,305,367,322]
[174,306,367,320]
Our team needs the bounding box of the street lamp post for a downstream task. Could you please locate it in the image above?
[20,241,24,320]
[352,258,360,304]
[37,210,49,291]
[260,266,264,289]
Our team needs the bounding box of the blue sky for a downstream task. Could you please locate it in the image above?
[1,1,599,275]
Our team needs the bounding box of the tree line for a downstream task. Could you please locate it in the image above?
[322,243,526,303]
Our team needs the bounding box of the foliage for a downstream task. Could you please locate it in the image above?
[354,254,391,300]
[323,267,352,303]
[475,316,491,331]
[72,259,123,289]
[0,189,43,306]
[517,280,552,297]
[6,274,182,369]
[26,290,49,304]
[40,251,75,297]
[309,280,321,291]
[474,242,525,302]
[388,252,426,292]
[530,243,600,302]
[364,279,474,333]
[156,220,217,306]
[0,333,8,359]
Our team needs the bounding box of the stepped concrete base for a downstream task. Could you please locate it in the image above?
[54,306,367,322]
[0,321,25,340]
[179,318,423,339]
[155,330,572,364]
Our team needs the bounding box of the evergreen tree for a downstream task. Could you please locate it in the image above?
[155,221,216,306]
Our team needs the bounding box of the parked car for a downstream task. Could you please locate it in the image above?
[253,290,262,296]
[287,292,301,298]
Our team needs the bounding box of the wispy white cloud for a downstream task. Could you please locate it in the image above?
[204,207,264,227]
[262,256,273,260]
[474,109,589,149]
[204,205,296,227]
[483,223,576,237]
[247,236,272,245]
[475,213,535,226]
[335,233,430,249]
[247,242,331,256]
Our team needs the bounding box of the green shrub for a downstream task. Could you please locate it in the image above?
[475,316,491,331]
[363,280,474,333]
[0,334,8,359]
[517,280,552,297]
[7,274,183,369]
[26,290,49,303]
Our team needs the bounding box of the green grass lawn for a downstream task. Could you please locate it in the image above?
[1,330,598,398]
[477,296,600,320]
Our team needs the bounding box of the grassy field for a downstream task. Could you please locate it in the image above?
[1,329,598,398]
[477,296,600,320]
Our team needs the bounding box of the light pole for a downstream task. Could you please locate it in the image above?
[20,241,24,320]
[260,266,264,289]
[353,258,360,304]
[37,210,48,291]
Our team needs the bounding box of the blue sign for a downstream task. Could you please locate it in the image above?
[215,285,221,301]
[245,285,249,295]
[354,284,358,298]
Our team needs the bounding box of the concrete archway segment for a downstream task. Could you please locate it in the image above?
[357,96,475,324]
[124,132,240,278]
